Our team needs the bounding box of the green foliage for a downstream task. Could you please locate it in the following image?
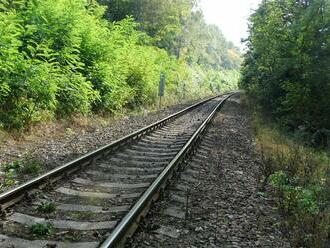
[0,157,43,190]
[249,102,330,247]
[37,202,56,213]
[240,0,330,135]
[30,223,54,237]
[183,12,242,70]
[20,159,42,174]
[0,170,16,189]
[100,0,195,55]
[56,72,97,117]
[0,0,241,130]
[1,157,42,177]
[242,1,330,241]
[1,160,22,172]
[0,161,20,189]
[268,168,328,246]
[99,0,242,69]
[269,171,324,215]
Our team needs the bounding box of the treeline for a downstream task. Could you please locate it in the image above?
[99,0,241,70]
[240,0,330,142]
[0,0,241,130]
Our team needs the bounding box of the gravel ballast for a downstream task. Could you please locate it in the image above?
[128,95,291,247]
[0,99,206,192]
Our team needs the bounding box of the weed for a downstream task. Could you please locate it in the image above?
[21,159,42,174]
[37,202,56,213]
[30,223,54,237]
[0,170,16,189]
[2,160,22,172]
[0,158,42,191]
[244,95,330,247]
[1,157,42,177]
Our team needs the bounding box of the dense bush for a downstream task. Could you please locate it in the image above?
[0,0,240,130]
[240,0,330,135]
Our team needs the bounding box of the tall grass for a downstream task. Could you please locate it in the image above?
[243,95,330,247]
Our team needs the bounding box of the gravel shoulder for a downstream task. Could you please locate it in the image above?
[0,98,205,192]
[128,95,291,247]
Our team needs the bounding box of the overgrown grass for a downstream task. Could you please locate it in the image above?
[0,157,42,190]
[243,95,330,247]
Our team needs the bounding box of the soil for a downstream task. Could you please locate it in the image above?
[127,95,291,247]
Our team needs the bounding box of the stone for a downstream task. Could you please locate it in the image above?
[164,206,186,219]
[153,226,180,239]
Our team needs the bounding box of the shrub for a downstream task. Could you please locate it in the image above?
[20,159,42,174]
[37,202,56,213]
[56,72,98,116]
[0,0,239,130]
[30,223,54,237]
[249,98,330,247]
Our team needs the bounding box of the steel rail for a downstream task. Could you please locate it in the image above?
[0,95,220,211]
[100,93,235,248]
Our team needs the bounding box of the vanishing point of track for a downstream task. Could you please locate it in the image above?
[0,93,234,248]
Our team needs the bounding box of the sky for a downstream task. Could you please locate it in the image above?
[200,0,262,50]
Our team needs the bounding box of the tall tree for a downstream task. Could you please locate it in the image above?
[241,0,330,131]
[98,0,241,69]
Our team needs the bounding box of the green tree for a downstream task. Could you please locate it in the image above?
[241,0,330,132]
[0,0,241,130]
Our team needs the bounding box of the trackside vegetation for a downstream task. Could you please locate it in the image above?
[249,105,329,247]
[0,0,241,130]
[240,0,330,138]
[240,0,329,247]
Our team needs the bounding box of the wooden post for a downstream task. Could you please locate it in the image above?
[158,73,166,109]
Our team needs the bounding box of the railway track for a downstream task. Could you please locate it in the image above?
[0,93,234,248]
